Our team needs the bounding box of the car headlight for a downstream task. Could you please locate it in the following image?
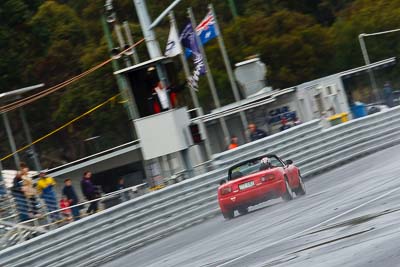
[221,186,232,195]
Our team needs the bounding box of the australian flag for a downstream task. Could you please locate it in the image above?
[185,12,219,58]
[180,23,206,90]
[196,11,218,44]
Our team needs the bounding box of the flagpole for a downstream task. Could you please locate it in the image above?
[169,11,213,159]
[122,21,140,64]
[209,4,249,140]
[168,12,200,111]
[188,7,231,145]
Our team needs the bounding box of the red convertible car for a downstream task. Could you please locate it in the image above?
[217,154,306,219]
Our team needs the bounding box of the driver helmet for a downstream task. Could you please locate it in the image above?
[260,157,271,165]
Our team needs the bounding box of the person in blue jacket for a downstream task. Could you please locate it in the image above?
[81,171,99,214]
[248,123,268,142]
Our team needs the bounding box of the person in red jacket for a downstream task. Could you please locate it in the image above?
[59,195,72,221]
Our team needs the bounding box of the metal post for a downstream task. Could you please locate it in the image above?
[132,0,161,58]
[115,24,132,67]
[132,0,171,103]
[188,7,230,144]
[209,4,249,138]
[181,149,194,178]
[358,34,380,103]
[169,11,213,159]
[102,16,139,137]
[227,0,238,18]
[169,12,200,111]
[2,113,20,168]
[0,160,5,195]
[122,21,140,64]
[19,108,42,171]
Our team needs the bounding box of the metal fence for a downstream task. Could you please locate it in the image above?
[1,106,400,267]
[0,183,146,250]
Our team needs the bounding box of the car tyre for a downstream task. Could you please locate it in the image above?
[295,174,306,196]
[282,177,294,201]
[237,206,248,216]
[222,209,234,220]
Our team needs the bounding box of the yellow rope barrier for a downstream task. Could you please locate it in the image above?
[0,94,120,162]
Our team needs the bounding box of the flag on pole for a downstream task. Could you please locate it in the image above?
[196,11,218,45]
[180,23,206,90]
[185,11,219,57]
[165,21,182,57]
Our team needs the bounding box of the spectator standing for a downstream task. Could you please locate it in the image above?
[279,118,291,132]
[11,172,30,221]
[116,177,130,202]
[59,195,73,221]
[117,177,125,191]
[36,170,60,220]
[248,123,268,142]
[81,171,99,214]
[383,82,394,107]
[20,164,39,217]
[293,117,302,126]
[228,136,239,150]
[62,178,81,220]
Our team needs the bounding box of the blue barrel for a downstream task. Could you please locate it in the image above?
[350,102,367,118]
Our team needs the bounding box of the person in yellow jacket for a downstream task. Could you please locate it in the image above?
[37,170,60,220]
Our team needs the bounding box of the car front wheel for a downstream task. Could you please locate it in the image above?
[295,174,306,196]
[282,177,294,201]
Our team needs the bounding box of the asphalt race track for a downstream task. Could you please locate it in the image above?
[103,145,400,267]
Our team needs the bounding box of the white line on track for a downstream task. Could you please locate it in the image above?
[217,185,400,266]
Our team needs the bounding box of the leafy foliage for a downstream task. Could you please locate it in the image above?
[3,0,400,168]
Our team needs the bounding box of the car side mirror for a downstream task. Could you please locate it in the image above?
[286,159,293,165]
[219,179,227,185]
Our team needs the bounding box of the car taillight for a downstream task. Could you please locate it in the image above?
[221,186,232,195]
[261,174,275,182]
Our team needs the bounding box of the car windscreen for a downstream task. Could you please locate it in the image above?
[229,156,284,180]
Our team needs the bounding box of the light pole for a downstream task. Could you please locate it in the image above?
[358,28,400,103]
[1,83,44,171]
[227,0,238,18]
[358,34,379,102]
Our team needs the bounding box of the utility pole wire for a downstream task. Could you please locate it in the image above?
[0,39,145,113]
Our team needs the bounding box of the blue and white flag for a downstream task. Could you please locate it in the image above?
[165,22,182,57]
[196,11,218,45]
[180,23,206,90]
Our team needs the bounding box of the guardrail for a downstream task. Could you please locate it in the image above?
[2,106,400,267]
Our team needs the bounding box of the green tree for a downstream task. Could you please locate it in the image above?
[223,10,335,89]
[333,0,400,71]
